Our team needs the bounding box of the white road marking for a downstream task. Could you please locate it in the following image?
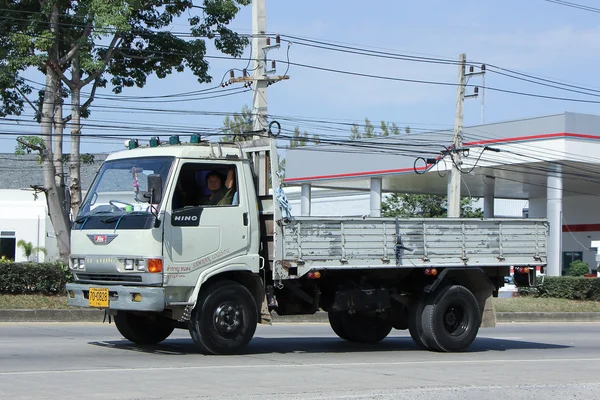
[1,357,600,376]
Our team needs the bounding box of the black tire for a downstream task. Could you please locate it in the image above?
[189,280,258,355]
[338,312,392,343]
[407,299,429,349]
[113,311,174,345]
[328,312,352,341]
[421,285,481,352]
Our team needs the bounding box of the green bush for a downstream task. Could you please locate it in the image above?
[538,276,600,300]
[567,260,590,277]
[0,262,71,294]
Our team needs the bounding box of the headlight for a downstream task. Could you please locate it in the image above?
[124,259,134,270]
[136,259,147,271]
[70,258,85,270]
[122,258,146,271]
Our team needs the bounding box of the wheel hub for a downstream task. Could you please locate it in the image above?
[214,302,242,334]
[443,305,466,336]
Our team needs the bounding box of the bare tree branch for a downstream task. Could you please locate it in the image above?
[81,77,100,110]
[81,34,122,86]
[17,137,44,152]
[51,60,74,88]
[61,76,100,124]
[15,86,39,114]
[31,184,48,193]
[59,20,94,67]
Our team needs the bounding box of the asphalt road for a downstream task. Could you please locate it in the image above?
[0,322,599,400]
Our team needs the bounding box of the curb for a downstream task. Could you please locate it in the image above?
[496,312,600,322]
[1,309,600,323]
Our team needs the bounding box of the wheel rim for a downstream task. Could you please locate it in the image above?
[443,304,468,337]
[213,301,243,336]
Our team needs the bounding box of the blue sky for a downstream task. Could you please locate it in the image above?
[3,0,600,154]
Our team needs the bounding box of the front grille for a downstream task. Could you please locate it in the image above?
[76,273,143,283]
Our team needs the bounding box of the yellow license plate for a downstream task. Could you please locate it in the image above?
[88,288,109,308]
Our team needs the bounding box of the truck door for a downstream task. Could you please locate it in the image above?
[163,162,250,270]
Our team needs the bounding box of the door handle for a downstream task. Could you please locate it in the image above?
[243,212,248,226]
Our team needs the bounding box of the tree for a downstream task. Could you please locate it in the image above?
[2,0,250,260]
[567,260,589,277]
[17,240,47,262]
[221,105,253,142]
[350,118,410,139]
[382,193,483,218]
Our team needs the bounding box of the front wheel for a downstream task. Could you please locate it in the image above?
[189,281,258,355]
[421,285,481,352]
[113,311,174,345]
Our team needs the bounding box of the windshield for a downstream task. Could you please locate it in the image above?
[78,156,174,219]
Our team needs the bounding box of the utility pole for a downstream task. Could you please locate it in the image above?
[447,54,485,217]
[251,0,268,134]
[228,0,289,195]
[229,0,289,134]
[447,54,467,218]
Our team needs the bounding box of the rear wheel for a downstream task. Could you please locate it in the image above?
[328,312,352,341]
[189,281,258,355]
[421,285,481,352]
[407,299,429,349]
[331,312,392,343]
[113,311,174,345]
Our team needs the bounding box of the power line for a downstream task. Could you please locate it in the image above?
[542,0,600,13]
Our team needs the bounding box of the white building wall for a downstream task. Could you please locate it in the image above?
[0,190,59,262]
[529,195,600,273]
[472,198,528,217]
[285,187,371,217]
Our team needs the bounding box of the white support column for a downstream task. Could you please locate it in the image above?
[547,164,563,277]
[370,178,382,217]
[300,183,311,216]
[483,177,495,218]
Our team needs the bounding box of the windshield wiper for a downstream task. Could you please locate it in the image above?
[74,211,114,224]
[101,211,151,224]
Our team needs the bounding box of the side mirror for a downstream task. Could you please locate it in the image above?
[147,174,163,204]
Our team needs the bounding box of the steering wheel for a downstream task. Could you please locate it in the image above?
[109,200,135,211]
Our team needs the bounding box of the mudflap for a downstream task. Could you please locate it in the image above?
[260,294,272,325]
[481,292,496,328]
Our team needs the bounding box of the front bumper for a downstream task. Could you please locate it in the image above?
[66,283,165,312]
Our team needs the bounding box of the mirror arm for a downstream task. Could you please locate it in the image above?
[150,188,162,228]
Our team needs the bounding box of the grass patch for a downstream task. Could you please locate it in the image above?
[494,297,600,313]
[0,294,71,309]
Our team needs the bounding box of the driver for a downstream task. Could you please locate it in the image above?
[200,169,235,206]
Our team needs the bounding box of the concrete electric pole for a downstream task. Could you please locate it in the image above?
[447,54,485,217]
[230,0,289,134]
[228,0,289,196]
[251,0,268,134]
[447,53,467,218]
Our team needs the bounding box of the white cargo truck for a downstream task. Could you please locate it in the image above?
[66,135,547,354]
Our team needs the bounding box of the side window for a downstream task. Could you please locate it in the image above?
[172,164,238,210]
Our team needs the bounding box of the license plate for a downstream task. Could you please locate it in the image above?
[88,288,109,308]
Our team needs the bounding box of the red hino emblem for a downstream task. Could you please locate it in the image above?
[94,235,107,243]
[86,234,117,245]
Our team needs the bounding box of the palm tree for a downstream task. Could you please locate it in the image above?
[17,240,47,262]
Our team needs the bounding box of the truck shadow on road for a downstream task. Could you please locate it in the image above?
[88,334,569,356]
